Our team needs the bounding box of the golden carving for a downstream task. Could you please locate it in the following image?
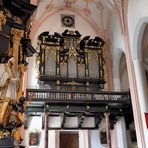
[0,130,11,139]
[35,53,40,77]
[19,44,23,63]
[13,16,22,24]
[41,44,46,49]
[88,50,98,63]
[64,81,82,86]
[0,97,12,127]
[66,47,78,59]
[17,64,28,99]
[7,48,13,58]
[0,94,34,129]
[0,10,6,32]
[11,28,24,70]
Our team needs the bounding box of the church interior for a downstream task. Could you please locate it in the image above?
[0,0,148,148]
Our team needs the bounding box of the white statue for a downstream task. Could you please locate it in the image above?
[0,57,19,100]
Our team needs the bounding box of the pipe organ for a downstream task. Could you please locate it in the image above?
[37,30,106,90]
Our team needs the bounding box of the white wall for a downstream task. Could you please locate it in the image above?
[24,117,129,148]
[109,11,125,90]
[23,116,45,148]
[89,130,107,148]
[128,0,148,60]
[109,11,125,56]
[89,118,107,148]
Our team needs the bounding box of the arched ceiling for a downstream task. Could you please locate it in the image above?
[30,0,122,41]
[31,0,117,9]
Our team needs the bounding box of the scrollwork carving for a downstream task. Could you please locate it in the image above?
[0,10,6,32]
[11,28,24,70]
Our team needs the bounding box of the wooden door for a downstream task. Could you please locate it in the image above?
[60,132,79,148]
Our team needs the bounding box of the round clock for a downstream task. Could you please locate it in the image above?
[61,15,75,27]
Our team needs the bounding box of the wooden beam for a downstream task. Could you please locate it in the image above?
[45,111,49,148]
[60,113,66,128]
[104,112,111,148]
[42,114,45,130]
[78,113,85,128]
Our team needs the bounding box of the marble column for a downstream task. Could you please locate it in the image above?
[116,117,128,148]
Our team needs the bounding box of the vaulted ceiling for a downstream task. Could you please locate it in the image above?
[28,0,126,90]
[30,0,123,41]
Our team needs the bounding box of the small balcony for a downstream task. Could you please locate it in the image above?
[26,88,133,129]
[26,88,132,113]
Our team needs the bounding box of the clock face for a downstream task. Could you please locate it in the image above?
[61,15,75,27]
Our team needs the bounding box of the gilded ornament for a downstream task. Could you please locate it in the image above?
[66,47,78,59]
[41,45,46,49]
[0,10,6,32]
[64,81,82,86]
[11,28,24,70]
[0,130,11,139]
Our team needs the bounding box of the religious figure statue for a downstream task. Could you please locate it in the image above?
[0,95,33,130]
[0,57,20,100]
[0,63,10,96]
[0,97,11,127]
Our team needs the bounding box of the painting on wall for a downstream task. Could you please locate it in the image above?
[100,130,107,144]
[29,132,40,146]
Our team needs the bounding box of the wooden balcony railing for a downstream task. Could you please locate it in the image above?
[26,89,131,103]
